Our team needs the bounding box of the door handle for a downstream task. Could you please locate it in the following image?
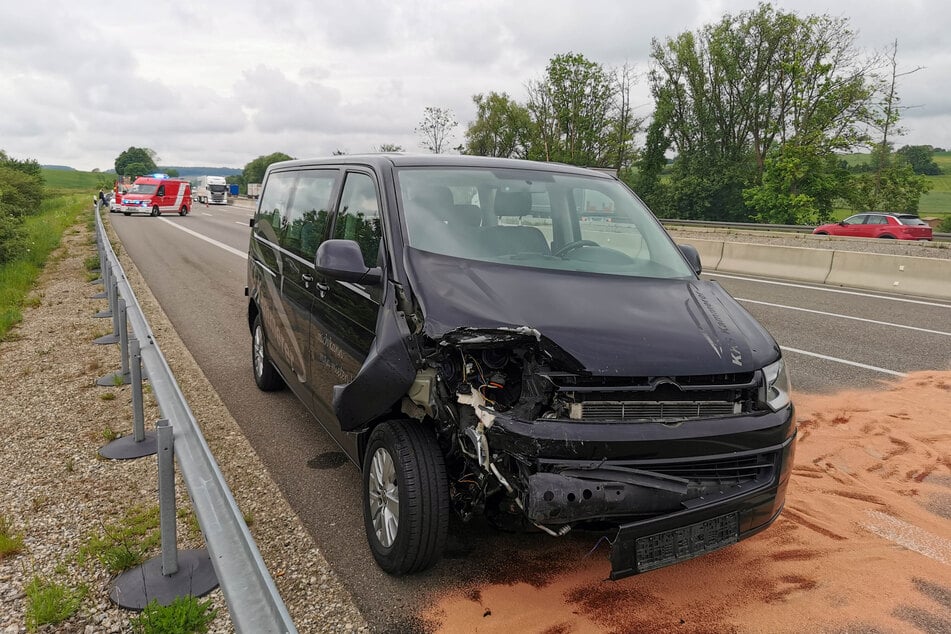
[316,282,330,293]
[301,273,314,289]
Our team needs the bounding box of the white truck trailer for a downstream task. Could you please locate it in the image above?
[195,175,229,205]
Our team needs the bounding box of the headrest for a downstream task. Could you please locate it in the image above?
[494,191,532,216]
[451,204,483,227]
[413,186,454,213]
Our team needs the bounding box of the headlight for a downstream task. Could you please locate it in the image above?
[761,358,791,411]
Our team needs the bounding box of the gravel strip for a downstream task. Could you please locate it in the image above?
[0,218,368,633]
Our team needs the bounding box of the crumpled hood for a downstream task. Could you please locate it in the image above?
[404,249,779,376]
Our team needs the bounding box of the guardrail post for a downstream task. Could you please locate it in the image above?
[93,263,113,320]
[109,419,217,609]
[98,337,156,460]
[90,244,108,298]
[97,298,131,386]
[94,273,120,345]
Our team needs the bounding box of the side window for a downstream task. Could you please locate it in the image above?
[333,172,382,267]
[283,170,336,260]
[156,185,165,197]
[255,171,296,244]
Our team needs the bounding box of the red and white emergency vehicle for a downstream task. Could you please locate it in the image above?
[120,174,191,216]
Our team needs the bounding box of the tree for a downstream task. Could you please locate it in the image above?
[114,147,157,177]
[123,162,148,179]
[847,41,930,213]
[242,152,294,185]
[526,53,618,167]
[463,92,533,159]
[0,150,42,179]
[648,3,876,220]
[377,144,404,152]
[896,145,941,175]
[164,168,180,177]
[416,106,458,154]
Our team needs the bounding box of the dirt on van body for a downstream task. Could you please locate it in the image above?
[422,372,951,633]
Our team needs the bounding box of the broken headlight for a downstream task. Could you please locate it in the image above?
[760,358,791,412]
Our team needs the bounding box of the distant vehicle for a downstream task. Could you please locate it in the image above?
[813,213,933,240]
[110,193,123,213]
[195,175,229,205]
[247,183,262,199]
[120,175,191,217]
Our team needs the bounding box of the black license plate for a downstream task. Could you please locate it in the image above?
[635,512,739,573]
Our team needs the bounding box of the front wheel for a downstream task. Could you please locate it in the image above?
[252,315,284,391]
[363,420,449,575]
[151,206,160,217]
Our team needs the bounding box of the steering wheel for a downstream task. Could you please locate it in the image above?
[552,239,599,257]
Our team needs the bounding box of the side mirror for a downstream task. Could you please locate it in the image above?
[677,243,702,275]
[838,221,847,226]
[315,239,382,285]
[249,217,255,228]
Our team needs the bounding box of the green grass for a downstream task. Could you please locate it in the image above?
[41,168,115,191]
[130,596,218,634]
[0,194,88,340]
[78,505,161,574]
[0,515,25,559]
[24,576,87,632]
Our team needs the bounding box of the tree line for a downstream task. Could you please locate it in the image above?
[113,4,943,224]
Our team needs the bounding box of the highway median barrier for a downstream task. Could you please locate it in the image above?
[671,232,950,300]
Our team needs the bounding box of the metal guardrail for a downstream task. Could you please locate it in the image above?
[660,218,951,242]
[94,205,297,634]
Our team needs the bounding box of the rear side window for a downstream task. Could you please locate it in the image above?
[334,172,382,267]
[257,171,296,243]
[897,215,928,226]
[283,170,336,260]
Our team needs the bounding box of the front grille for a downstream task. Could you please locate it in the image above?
[569,400,738,422]
[638,453,774,483]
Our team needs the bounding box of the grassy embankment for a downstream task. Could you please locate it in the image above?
[0,169,111,340]
[835,151,951,222]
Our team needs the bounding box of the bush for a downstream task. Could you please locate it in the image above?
[0,212,27,265]
[0,165,44,217]
[130,596,218,634]
[938,216,951,233]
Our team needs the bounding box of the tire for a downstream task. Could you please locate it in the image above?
[179,205,188,216]
[123,212,131,216]
[151,206,160,217]
[879,234,895,239]
[814,231,827,235]
[363,420,449,575]
[252,315,284,391]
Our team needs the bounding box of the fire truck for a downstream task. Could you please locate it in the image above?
[119,174,191,216]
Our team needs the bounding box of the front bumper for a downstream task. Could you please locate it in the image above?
[483,406,796,578]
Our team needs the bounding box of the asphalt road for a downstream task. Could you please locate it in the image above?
[108,203,951,631]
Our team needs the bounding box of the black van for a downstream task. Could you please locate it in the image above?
[246,155,796,579]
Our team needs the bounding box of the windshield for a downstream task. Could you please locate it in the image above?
[396,167,693,279]
[128,183,157,195]
[209,184,226,192]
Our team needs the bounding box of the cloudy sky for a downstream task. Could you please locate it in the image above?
[2,0,948,171]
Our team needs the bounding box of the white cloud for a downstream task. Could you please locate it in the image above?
[1,0,949,170]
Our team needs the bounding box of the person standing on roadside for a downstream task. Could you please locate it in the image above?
[98,188,106,207]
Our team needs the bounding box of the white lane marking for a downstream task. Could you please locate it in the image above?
[158,218,248,260]
[234,221,246,225]
[202,212,213,216]
[708,272,951,309]
[863,510,951,565]
[737,298,951,338]
[780,346,906,377]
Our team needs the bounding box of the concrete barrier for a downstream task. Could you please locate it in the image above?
[675,237,723,270]
[667,233,951,300]
[718,242,835,284]
[826,250,951,300]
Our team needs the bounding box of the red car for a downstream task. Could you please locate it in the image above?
[813,213,932,240]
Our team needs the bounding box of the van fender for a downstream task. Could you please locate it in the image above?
[332,283,416,432]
